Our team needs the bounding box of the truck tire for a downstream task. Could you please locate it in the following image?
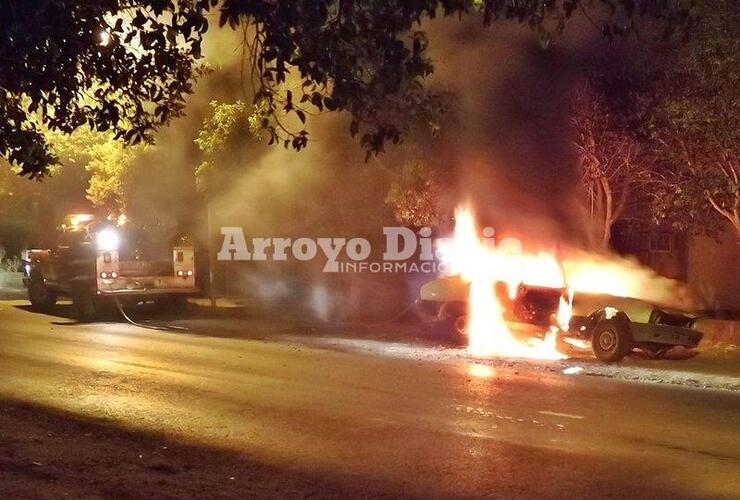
[28,279,57,311]
[156,295,188,313]
[73,289,97,322]
[591,318,632,362]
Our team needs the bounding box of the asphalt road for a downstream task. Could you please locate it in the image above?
[1,300,739,499]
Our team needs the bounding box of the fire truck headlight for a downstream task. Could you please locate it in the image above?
[96,228,120,251]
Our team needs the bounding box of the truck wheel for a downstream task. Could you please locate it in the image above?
[28,280,57,311]
[73,290,97,322]
[157,295,188,313]
[591,318,632,362]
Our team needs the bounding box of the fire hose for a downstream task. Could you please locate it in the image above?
[112,296,189,332]
[112,295,424,332]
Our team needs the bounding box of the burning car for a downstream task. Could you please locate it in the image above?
[23,213,198,321]
[419,204,705,362]
[419,275,703,362]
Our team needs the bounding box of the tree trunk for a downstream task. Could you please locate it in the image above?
[600,176,613,247]
[707,194,740,241]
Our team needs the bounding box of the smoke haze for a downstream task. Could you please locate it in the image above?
[118,12,693,316]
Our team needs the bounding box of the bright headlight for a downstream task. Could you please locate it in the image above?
[96,228,120,251]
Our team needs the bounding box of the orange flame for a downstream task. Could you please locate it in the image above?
[445,204,693,359]
[448,205,566,359]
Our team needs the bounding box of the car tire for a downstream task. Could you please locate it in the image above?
[438,302,468,344]
[591,318,632,362]
[451,314,468,340]
[28,279,57,311]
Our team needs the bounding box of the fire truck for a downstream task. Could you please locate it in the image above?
[23,214,198,321]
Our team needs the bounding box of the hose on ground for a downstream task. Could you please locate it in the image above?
[112,295,428,332]
[113,296,189,332]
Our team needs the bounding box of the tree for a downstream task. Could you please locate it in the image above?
[194,99,264,194]
[84,134,147,215]
[644,0,740,238]
[0,131,92,252]
[0,0,209,178]
[2,1,692,177]
[385,157,447,228]
[218,0,693,162]
[571,81,652,246]
[38,128,146,217]
[1,126,181,255]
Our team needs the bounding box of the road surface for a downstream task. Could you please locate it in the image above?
[1,300,739,499]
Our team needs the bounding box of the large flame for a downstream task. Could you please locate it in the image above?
[447,204,567,359]
[445,204,692,359]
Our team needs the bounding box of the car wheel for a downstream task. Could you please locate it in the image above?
[591,318,632,362]
[438,302,468,343]
[28,279,57,311]
[452,314,468,340]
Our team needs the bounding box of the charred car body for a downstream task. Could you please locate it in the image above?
[23,214,198,321]
[420,276,703,362]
